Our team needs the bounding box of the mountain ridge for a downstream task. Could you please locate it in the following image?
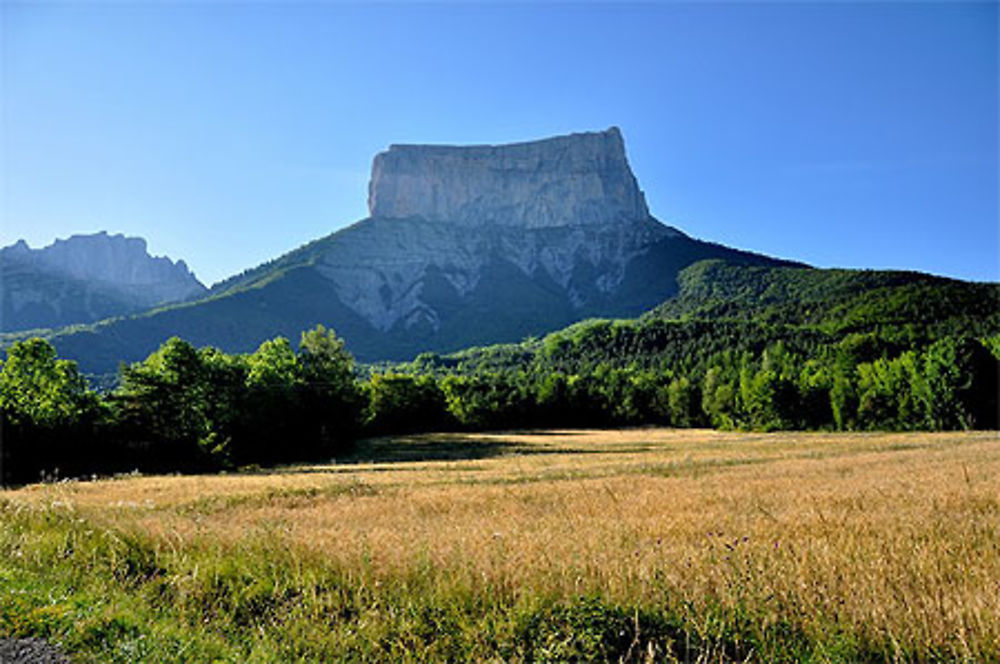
[1,231,206,333]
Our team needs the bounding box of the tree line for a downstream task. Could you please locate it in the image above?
[2,318,997,485]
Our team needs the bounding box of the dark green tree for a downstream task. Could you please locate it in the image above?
[366,373,447,434]
[114,337,222,470]
[0,338,96,427]
[298,325,365,452]
[0,338,102,484]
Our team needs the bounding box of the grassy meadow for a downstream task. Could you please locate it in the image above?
[1,428,998,662]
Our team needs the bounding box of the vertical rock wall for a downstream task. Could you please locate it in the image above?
[367,127,650,228]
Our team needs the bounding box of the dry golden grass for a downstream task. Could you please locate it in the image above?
[6,428,1000,658]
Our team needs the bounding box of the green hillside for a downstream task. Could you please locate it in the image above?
[408,260,998,375]
[368,261,998,433]
[649,259,999,337]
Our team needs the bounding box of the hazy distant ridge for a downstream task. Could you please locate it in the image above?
[1,231,206,332]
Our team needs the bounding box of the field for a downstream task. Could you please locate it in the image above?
[1,429,998,662]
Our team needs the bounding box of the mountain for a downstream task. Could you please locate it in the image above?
[1,232,206,332]
[403,259,1000,376]
[23,128,798,375]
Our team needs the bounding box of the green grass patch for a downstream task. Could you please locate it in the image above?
[0,497,949,663]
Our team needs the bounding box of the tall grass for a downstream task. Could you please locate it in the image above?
[1,429,997,662]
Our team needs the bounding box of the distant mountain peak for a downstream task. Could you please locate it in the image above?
[7,231,203,288]
[1,231,207,333]
[367,127,649,228]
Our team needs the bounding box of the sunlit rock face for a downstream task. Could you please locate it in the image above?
[0,232,206,332]
[317,127,680,332]
[367,127,650,228]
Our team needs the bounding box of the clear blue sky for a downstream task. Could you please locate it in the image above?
[2,2,996,285]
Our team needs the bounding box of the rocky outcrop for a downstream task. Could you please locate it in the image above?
[317,127,673,332]
[367,127,649,228]
[1,232,206,332]
[0,639,70,664]
[27,232,203,302]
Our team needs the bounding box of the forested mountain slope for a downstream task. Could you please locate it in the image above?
[648,260,999,337]
[415,260,999,374]
[377,261,998,433]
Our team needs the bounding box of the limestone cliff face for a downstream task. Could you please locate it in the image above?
[313,127,676,333]
[367,127,649,228]
[1,232,206,332]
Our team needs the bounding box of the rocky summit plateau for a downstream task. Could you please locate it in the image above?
[1,232,206,332]
[38,128,798,374]
[305,127,681,333]
[367,128,649,228]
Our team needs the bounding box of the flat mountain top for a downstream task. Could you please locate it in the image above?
[367,126,649,228]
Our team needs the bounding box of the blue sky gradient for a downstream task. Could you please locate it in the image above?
[2,2,996,285]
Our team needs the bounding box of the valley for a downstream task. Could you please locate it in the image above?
[4,4,996,663]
